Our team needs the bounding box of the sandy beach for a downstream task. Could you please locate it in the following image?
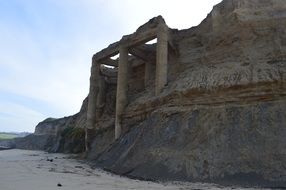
[0,149,267,190]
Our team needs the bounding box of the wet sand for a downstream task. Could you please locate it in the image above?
[0,149,267,190]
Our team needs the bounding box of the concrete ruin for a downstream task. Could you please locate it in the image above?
[85,16,176,150]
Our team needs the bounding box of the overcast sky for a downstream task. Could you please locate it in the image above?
[0,0,222,132]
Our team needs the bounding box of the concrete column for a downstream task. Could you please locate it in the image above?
[85,58,100,152]
[115,46,129,139]
[155,24,168,95]
[96,72,106,119]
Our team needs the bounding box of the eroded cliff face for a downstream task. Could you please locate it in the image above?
[91,0,286,187]
[17,0,286,187]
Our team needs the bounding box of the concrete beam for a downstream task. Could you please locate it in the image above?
[129,46,156,63]
[93,42,119,61]
[101,58,118,67]
[92,30,157,62]
[92,16,167,62]
[121,28,157,48]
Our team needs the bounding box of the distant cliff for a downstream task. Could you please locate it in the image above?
[15,0,286,187]
[14,98,87,153]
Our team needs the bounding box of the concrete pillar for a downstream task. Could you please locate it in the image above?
[155,23,168,95]
[115,46,129,139]
[85,58,100,152]
[96,72,106,119]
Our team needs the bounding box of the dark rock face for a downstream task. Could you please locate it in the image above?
[0,139,16,149]
[14,134,55,150]
[95,100,286,187]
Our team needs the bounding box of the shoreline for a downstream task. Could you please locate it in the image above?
[0,146,13,151]
[0,149,268,190]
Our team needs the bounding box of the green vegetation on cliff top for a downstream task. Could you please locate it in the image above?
[0,133,18,140]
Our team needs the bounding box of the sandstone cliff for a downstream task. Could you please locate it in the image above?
[16,0,286,187]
